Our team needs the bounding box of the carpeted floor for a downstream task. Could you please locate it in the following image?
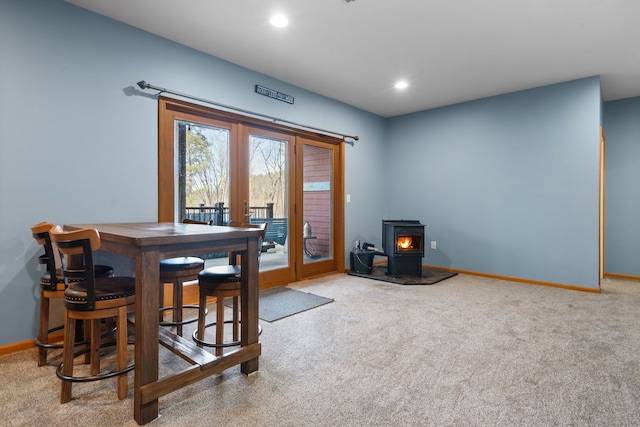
[3,273,640,426]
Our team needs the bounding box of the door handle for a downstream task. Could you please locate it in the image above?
[244,200,251,221]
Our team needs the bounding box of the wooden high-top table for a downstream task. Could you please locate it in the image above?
[64,222,262,425]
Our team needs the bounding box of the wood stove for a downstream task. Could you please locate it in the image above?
[382,220,425,277]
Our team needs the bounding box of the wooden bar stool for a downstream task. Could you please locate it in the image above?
[30,222,114,367]
[159,256,205,336]
[50,226,135,403]
[192,222,266,355]
[158,218,210,336]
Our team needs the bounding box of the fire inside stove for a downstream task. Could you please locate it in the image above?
[397,236,416,250]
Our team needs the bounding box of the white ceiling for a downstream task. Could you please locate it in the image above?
[66,0,640,118]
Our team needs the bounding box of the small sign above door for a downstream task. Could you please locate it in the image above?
[255,85,295,104]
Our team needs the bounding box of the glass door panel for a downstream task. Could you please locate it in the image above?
[174,119,233,267]
[176,120,231,225]
[249,132,290,274]
[303,144,333,264]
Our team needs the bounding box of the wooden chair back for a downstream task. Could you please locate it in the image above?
[49,227,102,310]
[31,222,56,276]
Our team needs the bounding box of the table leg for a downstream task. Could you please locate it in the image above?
[134,247,160,425]
[241,236,260,374]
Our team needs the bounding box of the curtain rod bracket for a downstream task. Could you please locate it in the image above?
[136,80,359,145]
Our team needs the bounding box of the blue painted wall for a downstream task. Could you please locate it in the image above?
[0,0,387,346]
[386,78,603,289]
[603,97,640,276]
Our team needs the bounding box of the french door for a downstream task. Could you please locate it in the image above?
[245,127,295,286]
[296,137,343,278]
[158,97,344,287]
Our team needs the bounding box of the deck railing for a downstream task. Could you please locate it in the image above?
[184,202,275,225]
[185,202,329,257]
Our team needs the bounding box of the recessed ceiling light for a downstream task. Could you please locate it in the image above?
[395,81,408,90]
[270,15,289,28]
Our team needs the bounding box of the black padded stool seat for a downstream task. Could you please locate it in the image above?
[64,277,135,309]
[199,265,241,281]
[40,264,114,291]
[160,256,204,272]
[159,256,205,336]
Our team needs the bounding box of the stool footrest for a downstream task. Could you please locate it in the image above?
[191,321,262,348]
[34,324,65,349]
[56,341,134,383]
[159,305,206,327]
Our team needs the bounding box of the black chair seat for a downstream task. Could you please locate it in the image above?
[40,264,114,290]
[40,270,77,291]
[64,277,135,307]
[160,257,204,272]
[199,265,241,281]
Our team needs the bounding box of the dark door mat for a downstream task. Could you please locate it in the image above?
[347,265,458,285]
[227,286,334,322]
[259,286,334,322]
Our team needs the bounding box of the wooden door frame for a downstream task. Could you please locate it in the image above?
[158,96,345,286]
[296,137,345,280]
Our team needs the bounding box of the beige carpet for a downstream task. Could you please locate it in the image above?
[2,273,640,426]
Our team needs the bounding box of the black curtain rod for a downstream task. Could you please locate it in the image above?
[136,81,358,146]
